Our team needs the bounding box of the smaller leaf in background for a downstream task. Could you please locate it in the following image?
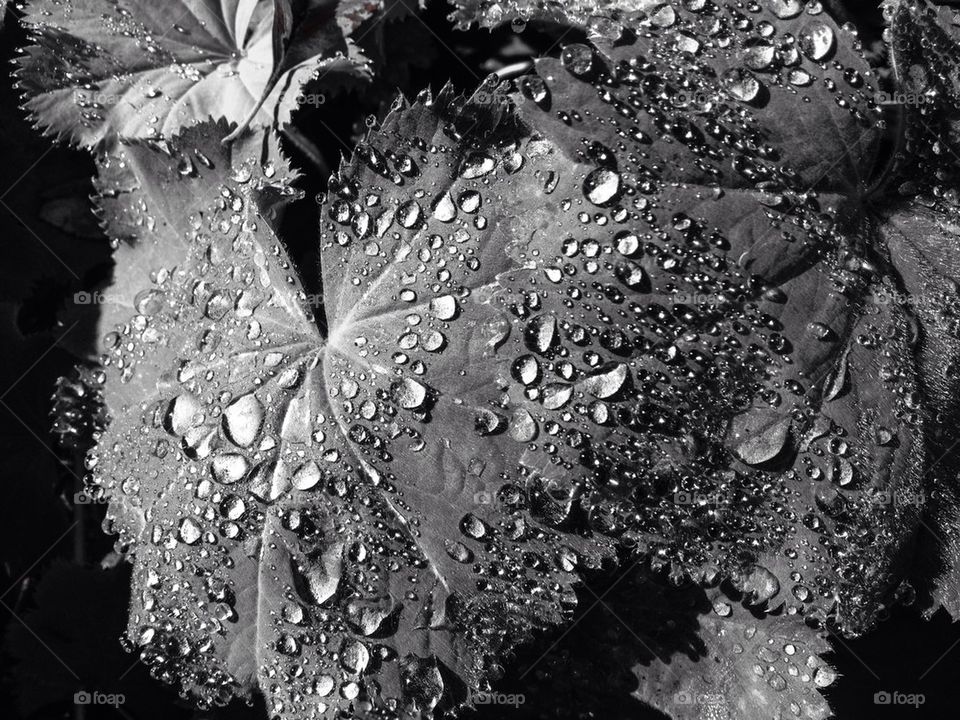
[37,194,102,240]
[474,568,835,720]
[881,199,960,621]
[17,0,371,148]
[884,0,960,108]
[223,0,377,141]
[629,579,835,720]
[881,0,960,178]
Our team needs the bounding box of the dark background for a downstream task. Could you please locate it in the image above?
[0,1,958,719]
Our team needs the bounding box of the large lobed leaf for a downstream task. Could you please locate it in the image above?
[90,96,611,717]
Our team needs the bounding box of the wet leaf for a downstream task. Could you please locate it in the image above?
[882,203,960,619]
[629,577,835,720]
[882,0,960,182]
[91,104,610,715]
[481,3,926,643]
[73,123,299,360]
[17,0,371,147]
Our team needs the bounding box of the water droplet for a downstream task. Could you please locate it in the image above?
[578,363,629,399]
[799,22,835,61]
[392,378,428,409]
[340,639,370,674]
[560,44,594,77]
[730,410,791,465]
[178,518,202,545]
[293,461,322,490]
[211,456,247,489]
[431,295,458,320]
[722,67,761,102]
[583,168,621,205]
[223,394,264,448]
[767,0,803,18]
[445,539,473,563]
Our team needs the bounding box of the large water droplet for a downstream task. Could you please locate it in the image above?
[799,22,835,61]
[583,168,621,205]
[223,394,264,448]
[393,378,428,409]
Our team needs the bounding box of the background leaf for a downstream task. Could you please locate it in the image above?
[17,0,369,147]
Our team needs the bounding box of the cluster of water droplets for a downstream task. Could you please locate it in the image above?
[51,365,107,452]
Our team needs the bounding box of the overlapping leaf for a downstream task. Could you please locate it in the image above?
[17,0,370,147]
[475,1,926,640]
